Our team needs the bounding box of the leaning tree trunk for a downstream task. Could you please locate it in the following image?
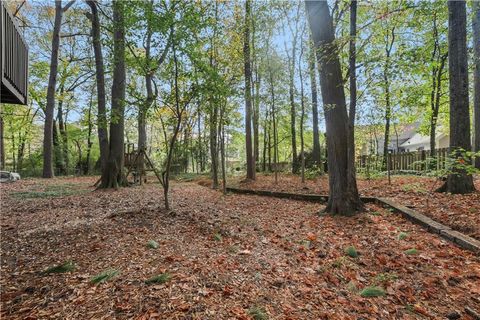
[244,0,255,180]
[86,0,109,173]
[100,0,126,189]
[306,0,362,215]
[438,0,475,194]
[42,1,63,178]
[473,0,480,169]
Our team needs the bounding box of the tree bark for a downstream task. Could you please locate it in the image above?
[438,0,475,194]
[42,1,63,178]
[347,0,361,209]
[244,0,255,180]
[474,0,480,169]
[306,0,362,215]
[100,0,126,189]
[86,0,109,173]
[309,35,321,167]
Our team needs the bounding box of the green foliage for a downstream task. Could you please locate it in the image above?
[397,232,408,240]
[304,164,323,180]
[213,233,223,242]
[404,248,418,255]
[373,272,398,284]
[248,306,268,320]
[344,246,359,258]
[147,240,159,249]
[359,286,386,298]
[12,184,88,199]
[90,269,119,284]
[401,183,427,193]
[43,261,75,274]
[145,273,171,285]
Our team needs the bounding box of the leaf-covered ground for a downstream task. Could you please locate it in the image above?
[235,174,480,241]
[1,176,480,319]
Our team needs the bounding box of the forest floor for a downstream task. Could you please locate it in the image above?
[1,176,480,319]
[234,174,480,242]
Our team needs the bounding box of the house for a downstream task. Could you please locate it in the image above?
[359,122,450,155]
[400,131,449,152]
[1,2,28,105]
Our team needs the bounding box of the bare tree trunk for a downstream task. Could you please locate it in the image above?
[57,87,68,175]
[100,0,126,189]
[244,0,255,180]
[309,34,321,167]
[438,1,475,194]
[86,0,109,173]
[347,0,360,204]
[306,0,362,215]
[474,0,480,169]
[42,1,63,178]
[268,58,278,184]
[382,26,395,168]
[85,92,93,174]
[299,35,305,183]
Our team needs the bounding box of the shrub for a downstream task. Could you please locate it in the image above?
[147,240,159,249]
[344,246,359,258]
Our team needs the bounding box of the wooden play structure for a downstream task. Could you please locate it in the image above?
[124,143,162,184]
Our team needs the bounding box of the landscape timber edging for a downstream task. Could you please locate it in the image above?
[225,187,480,254]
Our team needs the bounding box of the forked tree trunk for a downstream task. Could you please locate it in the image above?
[100,0,126,189]
[438,1,475,194]
[306,0,362,215]
[86,0,109,173]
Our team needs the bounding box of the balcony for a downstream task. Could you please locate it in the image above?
[1,2,28,105]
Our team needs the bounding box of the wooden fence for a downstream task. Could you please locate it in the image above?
[356,148,449,173]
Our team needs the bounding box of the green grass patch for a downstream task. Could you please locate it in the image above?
[90,269,119,284]
[42,260,75,274]
[147,240,159,249]
[248,306,268,320]
[145,273,171,285]
[344,246,359,258]
[359,286,385,298]
[404,248,418,255]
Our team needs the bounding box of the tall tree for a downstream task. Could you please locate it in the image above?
[42,0,75,178]
[244,0,255,180]
[100,0,126,189]
[437,0,475,194]
[306,0,362,215]
[473,1,480,169]
[347,0,360,208]
[86,0,109,173]
[309,35,321,167]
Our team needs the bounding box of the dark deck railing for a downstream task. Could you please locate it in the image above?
[1,2,28,105]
